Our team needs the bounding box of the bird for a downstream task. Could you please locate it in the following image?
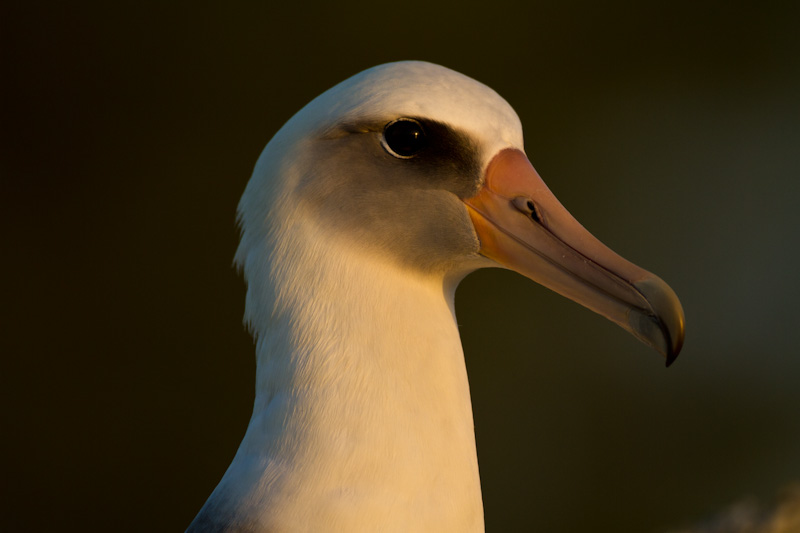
[186,60,685,532]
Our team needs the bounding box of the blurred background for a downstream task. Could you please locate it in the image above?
[3,1,800,531]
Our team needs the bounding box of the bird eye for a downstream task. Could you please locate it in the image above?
[382,119,427,158]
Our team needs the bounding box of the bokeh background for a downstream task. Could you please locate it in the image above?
[4,2,800,531]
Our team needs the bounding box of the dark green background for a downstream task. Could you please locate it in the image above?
[4,2,800,531]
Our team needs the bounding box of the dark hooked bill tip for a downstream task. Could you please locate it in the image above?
[630,277,685,367]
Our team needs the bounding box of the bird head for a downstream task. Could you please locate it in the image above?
[236,61,684,364]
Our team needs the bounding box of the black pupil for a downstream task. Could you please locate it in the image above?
[384,120,426,157]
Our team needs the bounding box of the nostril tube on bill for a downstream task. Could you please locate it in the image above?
[512,196,541,223]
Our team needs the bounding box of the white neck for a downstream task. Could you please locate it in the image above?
[191,219,484,532]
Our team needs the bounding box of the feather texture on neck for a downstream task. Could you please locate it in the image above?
[189,153,485,532]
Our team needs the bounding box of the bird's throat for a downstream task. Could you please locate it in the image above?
[200,230,485,531]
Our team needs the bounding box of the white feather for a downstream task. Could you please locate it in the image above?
[189,61,526,532]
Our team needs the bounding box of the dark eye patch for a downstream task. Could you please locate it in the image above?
[386,118,480,195]
[322,116,482,198]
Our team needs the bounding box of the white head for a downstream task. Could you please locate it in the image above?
[236,61,520,280]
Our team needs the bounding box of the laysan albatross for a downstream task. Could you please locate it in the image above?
[187,61,685,532]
